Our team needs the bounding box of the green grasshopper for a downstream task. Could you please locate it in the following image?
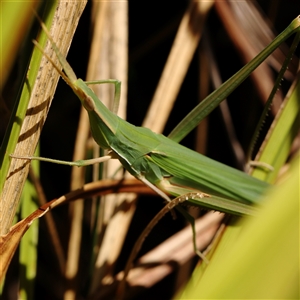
[11,17,299,221]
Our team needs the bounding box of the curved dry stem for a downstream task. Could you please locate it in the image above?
[116,192,210,299]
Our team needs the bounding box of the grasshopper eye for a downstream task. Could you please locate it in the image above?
[83,94,95,111]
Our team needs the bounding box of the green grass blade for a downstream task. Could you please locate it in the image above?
[0,1,57,193]
[178,154,299,299]
[0,1,40,91]
[19,156,39,299]
[168,16,300,143]
[250,73,300,183]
